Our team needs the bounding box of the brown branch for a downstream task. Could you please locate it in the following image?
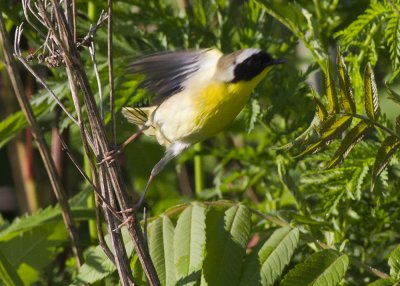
[0,14,84,268]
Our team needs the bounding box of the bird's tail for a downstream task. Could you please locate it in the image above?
[122,106,157,136]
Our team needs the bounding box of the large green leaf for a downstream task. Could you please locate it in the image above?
[174,203,207,285]
[326,121,371,169]
[239,227,299,286]
[149,215,175,286]
[202,204,251,285]
[337,51,356,114]
[281,249,349,286]
[388,245,400,279]
[364,63,380,120]
[325,61,339,114]
[371,135,400,190]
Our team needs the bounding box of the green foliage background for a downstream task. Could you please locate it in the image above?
[0,0,400,285]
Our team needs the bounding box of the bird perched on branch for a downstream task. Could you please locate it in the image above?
[121,48,285,207]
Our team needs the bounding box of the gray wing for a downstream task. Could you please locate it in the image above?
[127,50,207,104]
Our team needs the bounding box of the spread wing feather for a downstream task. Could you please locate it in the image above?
[127,50,208,103]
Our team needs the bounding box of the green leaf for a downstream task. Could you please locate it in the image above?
[385,13,400,81]
[337,50,356,114]
[371,135,400,191]
[325,61,339,114]
[368,279,397,286]
[174,203,206,285]
[149,215,176,286]
[239,227,299,286]
[297,115,352,157]
[0,249,23,286]
[0,102,47,149]
[0,189,93,240]
[71,228,135,285]
[388,245,400,279]
[281,249,349,286]
[326,121,371,169]
[202,204,251,286]
[364,63,380,119]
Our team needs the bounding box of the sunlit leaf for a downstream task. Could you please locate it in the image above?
[149,215,176,286]
[325,60,339,114]
[364,63,380,119]
[337,50,356,114]
[174,203,206,285]
[296,115,352,157]
[326,121,371,169]
[311,89,328,122]
[371,135,400,191]
[281,249,349,286]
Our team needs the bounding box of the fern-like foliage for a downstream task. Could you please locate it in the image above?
[336,0,400,81]
[296,50,400,191]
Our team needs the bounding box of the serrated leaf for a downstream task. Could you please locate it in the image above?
[149,215,175,286]
[202,204,251,286]
[337,50,356,114]
[296,115,352,157]
[174,203,206,285]
[371,135,400,191]
[325,61,339,114]
[326,121,371,169]
[364,63,380,119]
[389,245,400,279]
[385,13,400,76]
[281,249,349,286]
[239,227,299,286]
[311,89,328,122]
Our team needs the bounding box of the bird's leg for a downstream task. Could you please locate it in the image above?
[117,143,187,220]
[99,125,149,164]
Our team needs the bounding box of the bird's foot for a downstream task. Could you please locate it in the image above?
[98,148,122,165]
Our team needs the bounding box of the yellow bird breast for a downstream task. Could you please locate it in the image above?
[151,68,270,146]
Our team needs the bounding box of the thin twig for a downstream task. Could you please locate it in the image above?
[88,38,104,119]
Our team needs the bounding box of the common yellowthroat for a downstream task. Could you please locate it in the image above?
[122,48,285,206]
